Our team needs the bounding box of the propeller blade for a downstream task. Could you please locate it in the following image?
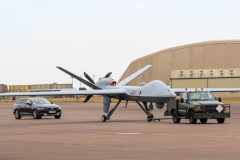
[105,72,112,78]
[84,95,93,103]
[84,72,95,84]
[56,66,101,90]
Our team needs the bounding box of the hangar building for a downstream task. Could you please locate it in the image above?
[0,84,7,93]
[119,40,240,88]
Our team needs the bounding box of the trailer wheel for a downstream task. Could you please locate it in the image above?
[172,110,181,123]
[200,118,208,123]
[189,111,197,124]
[217,118,225,124]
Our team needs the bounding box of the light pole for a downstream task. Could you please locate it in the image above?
[80,76,82,89]
[71,76,73,88]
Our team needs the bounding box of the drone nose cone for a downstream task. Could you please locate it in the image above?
[169,90,176,98]
[164,87,176,98]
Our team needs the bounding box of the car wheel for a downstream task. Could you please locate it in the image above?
[172,110,181,123]
[15,110,21,119]
[217,118,225,124]
[54,114,61,119]
[32,110,39,119]
[200,118,208,123]
[189,110,197,124]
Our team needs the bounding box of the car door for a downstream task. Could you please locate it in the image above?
[14,99,22,111]
[19,99,27,115]
[178,93,188,116]
[25,99,32,115]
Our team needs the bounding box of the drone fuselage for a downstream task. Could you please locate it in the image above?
[96,78,176,103]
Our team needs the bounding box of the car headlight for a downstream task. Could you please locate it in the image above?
[195,105,201,109]
[58,107,61,109]
[195,105,202,111]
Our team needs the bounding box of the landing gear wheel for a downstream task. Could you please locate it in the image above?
[172,110,181,123]
[54,114,61,119]
[15,110,21,119]
[101,115,107,122]
[217,118,225,124]
[147,114,154,122]
[189,111,197,124]
[32,110,40,119]
[200,118,208,123]
[147,117,151,122]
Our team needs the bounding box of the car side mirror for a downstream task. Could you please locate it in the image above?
[180,98,184,103]
[218,97,221,102]
[51,102,53,104]
[26,102,31,106]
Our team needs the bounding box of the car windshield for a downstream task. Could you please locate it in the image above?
[188,92,215,101]
[31,99,51,105]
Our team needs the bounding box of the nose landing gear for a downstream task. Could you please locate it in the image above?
[147,114,154,122]
[136,101,160,122]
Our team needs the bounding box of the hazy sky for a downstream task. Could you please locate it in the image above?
[1,0,240,89]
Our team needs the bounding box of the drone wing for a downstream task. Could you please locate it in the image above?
[171,88,240,93]
[117,65,152,86]
[0,89,126,97]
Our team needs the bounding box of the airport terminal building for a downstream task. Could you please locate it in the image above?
[119,40,240,88]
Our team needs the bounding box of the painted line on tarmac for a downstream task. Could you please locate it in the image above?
[116,133,142,135]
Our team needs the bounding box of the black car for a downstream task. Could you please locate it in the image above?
[13,97,62,119]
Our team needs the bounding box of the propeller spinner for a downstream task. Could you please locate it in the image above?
[83,72,112,103]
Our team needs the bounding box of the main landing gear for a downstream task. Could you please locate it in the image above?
[136,101,160,122]
[101,99,122,122]
[101,99,161,122]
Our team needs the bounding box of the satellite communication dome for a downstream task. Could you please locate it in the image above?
[140,82,146,87]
